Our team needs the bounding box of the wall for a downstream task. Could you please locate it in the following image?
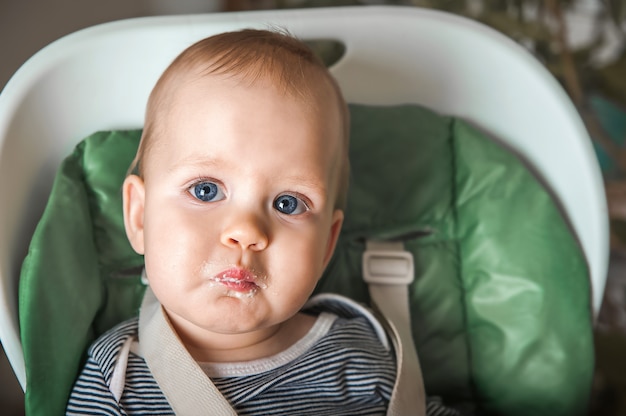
[0,0,226,91]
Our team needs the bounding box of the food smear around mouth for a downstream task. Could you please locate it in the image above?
[211,268,268,298]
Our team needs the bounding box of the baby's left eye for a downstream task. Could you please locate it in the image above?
[273,194,308,215]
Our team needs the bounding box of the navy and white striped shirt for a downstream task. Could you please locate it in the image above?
[66,294,463,415]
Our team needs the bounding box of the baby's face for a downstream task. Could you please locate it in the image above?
[123,74,344,343]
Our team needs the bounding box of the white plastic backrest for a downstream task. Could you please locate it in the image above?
[0,6,609,390]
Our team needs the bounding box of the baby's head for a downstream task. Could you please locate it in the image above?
[122,29,350,349]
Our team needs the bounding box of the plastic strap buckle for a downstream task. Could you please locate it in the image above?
[362,243,414,285]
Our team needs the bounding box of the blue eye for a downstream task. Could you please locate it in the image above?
[190,181,225,202]
[274,194,307,215]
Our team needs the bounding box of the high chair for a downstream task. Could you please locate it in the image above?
[0,5,608,415]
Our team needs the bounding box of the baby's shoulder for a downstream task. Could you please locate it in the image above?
[304,293,391,352]
[87,317,139,373]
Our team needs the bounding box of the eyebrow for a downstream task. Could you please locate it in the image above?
[168,155,329,195]
[167,154,224,173]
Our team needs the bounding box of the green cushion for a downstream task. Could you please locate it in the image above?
[19,104,593,415]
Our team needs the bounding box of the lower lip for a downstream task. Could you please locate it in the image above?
[217,278,258,292]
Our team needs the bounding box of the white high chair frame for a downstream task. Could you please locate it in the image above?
[0,5,608,390]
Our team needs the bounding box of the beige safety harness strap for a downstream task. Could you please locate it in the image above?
[363,240,426,416]
[138,286,237,416]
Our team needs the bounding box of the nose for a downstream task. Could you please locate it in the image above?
[220,209,269,252]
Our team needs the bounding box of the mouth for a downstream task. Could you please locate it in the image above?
[211,267,266,293]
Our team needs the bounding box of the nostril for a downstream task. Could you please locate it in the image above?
[223,235,265,250]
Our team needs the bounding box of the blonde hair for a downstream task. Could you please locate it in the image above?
[131,29,350,210]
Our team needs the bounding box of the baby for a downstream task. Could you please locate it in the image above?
[66,29,399,415]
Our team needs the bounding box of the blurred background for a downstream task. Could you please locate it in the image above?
[1,0,625,414]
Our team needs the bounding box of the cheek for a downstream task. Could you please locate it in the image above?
[142,204,208,280]
[272,224,330,278]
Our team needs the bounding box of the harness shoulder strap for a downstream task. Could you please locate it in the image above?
[363,240,426,416]
[138,287,237,416]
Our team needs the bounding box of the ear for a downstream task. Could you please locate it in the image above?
[122,174,146,255]
[322,209,344,269]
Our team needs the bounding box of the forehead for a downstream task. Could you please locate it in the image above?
[168,71,340,136]
[145,73,344,180]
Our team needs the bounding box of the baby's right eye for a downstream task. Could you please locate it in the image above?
[189,181,225,202]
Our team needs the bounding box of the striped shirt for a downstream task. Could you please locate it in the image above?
[66,294,463,415]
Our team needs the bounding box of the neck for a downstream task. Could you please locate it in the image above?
[167,312,316,363]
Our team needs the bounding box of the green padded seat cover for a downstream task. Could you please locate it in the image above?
[19,104,593,415]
